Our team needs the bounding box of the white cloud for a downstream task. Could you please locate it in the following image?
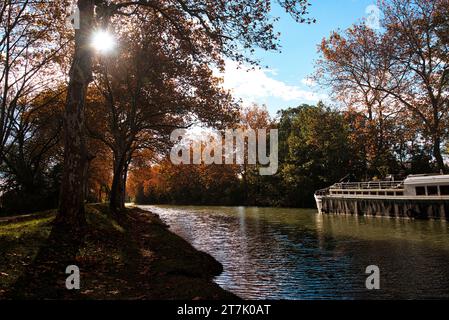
[301,78,316,87]
[216,60,325,106]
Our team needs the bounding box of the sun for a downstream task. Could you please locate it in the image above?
[91,30,115,53]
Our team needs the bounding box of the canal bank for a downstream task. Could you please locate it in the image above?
[0,205,238,300]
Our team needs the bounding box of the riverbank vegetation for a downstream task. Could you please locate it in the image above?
[129,101,448,208]
[0,1,447,248]
[0,0,313,220]
[0,204,236,299]
[0,0,448,300]
[2,1,447,216]
[117,0,449,208]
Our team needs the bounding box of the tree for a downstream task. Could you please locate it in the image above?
[238,104,275,205]
[88,16,238,212]
[316,24,402,174]
[0,87,64,213]
[58,0,313,229]
[316,0,449,173]
[56,0,95,230]
[380,0,449,172]
[0,0,68,161]
[85,135,113,204]
[128,155,243,206]
[278,103,355,207]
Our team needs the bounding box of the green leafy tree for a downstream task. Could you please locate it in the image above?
[278,103,356,207]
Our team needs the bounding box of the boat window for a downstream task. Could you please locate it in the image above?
[427,186,438,196]
[387,192,394,196]
[440,185,449,195]
[396,192,404,196]
[416,187,426,195]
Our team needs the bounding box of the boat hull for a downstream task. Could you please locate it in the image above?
[315,196,449,220]
[314,194,323,215]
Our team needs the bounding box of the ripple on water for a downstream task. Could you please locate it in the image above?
[141,205,449,300]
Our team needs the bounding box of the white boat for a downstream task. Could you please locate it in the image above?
[314,174,449,219]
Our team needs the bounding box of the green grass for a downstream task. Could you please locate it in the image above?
[0,216,54,238]
[0,205,237,300]
[0,211,56,292]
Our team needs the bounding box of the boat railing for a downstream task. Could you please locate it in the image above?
[314,187,330,196]
[331,181,404,190]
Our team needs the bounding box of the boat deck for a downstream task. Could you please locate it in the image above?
[314,178,449,220]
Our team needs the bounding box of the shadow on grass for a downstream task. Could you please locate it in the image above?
[6,226,84,300]
[2,205,238,300]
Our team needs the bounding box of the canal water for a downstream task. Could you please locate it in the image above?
[139,205,449,299]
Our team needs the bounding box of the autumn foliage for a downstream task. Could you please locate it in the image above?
[1,0,448,216]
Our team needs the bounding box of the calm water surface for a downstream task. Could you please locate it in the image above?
[139,205,449,299]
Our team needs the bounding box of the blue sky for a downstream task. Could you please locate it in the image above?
[219,0,378,116]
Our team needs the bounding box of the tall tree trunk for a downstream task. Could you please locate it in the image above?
[55,0,94,231]
[110,151,126,212]
[120,161,129,209]
[109,170,122,212]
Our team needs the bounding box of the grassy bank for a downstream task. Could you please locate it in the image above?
[0,205,237,300]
